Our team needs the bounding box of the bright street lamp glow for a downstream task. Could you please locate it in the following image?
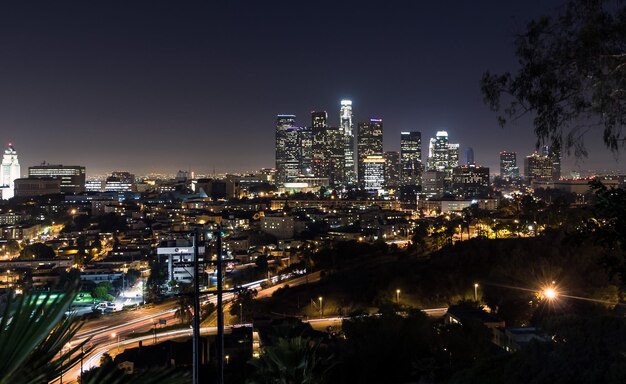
[543,287,557,300]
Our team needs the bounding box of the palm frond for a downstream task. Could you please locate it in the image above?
[0,284,77,383]
[0,281,83,383]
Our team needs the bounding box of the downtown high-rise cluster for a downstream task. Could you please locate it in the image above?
[276,100,431,193]
[275,101,479,198]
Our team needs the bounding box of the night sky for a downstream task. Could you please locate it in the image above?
[1,0,624,177]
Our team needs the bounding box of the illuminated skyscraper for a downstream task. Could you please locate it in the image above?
[311,111,344,187]
[299,126,313,176]
[312,111,327,129]
[524,152,552,181]
[383,151,400,188]
[340,100,356,185]
[275,115,296,186]
[363,155,385,192]
[426,131,459,178]
[448,143,460,170]
[357,118,383,187]
[283,127,302,182]
[542,145,561,181]
[427,131,449,172]
[499,151,519,180]
[400,131,422,187]
[1,144,20,200]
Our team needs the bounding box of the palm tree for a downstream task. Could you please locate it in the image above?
[247,336,334,384]
[0,281,188,384]
[0,281,90,384]
[174,295,192,324]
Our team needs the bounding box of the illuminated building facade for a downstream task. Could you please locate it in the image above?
[363,155,385,192]
[357,119,383,187]
[340,100,356,185]
[499,151,519,180]
[542,145,561,181]
[451,164,490,198]
[383,151,400,188]
[311,111,344,187]
[0,144,20,200]
[524,153,552,181]
[422,170,446,197]
[105,172,136,192]
[400,131,422,187]
[28,164,86,193]
[275,114,297,186]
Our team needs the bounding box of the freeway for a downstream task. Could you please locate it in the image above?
[62,270,322,381]
[61,266,444,382]
[63,307,449,382]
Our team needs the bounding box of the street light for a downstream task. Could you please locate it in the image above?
[540,281,559,302]
[543,287,557,300]
[396,289,401,304]
[318,297,323,317]
[239,302,243,324]
[474,283,479,301]
[225,355,230,365]
[111,333,120,354]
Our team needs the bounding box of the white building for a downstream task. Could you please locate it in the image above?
[363,155,385,193]
[157,239,206,285]
[1,144,20,200]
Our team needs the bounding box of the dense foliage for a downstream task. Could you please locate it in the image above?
[481,0,626,155]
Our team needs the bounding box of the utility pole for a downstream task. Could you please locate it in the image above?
[192,230,200,384]
[80,345,84,383]
[216,227,224,384]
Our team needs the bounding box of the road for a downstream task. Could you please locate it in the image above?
[61,267,444,382]
[62,307,449,382]
[61,271,321,382]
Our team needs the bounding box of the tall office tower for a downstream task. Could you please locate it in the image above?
[499,151,519,180]
[283,127,302,182]
[312,112,344,187]
[400,131,422,187]
[448,143,460,170]
[357,118,383,187]
[340,100,356,185]
[363,155,385,192]
[465,147,475,165]
[312,111,327,129]
[0,144,20,200]
[311,112,327,180]
[544,145,561,181]
[427,131,449,172]
[426,131,459,178]
[383,151,400,188]
[298,126,313,176]
[312,127,344,187]
[524,152,553,181]
[29,164,86,193]
[275,114,297,186]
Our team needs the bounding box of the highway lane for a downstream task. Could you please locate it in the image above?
[68,272,319,357]
[62,267,444,382]
[62,307,449,382]
[62,324,251,383]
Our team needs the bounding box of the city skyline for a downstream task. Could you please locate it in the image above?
[1,1,625,175]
